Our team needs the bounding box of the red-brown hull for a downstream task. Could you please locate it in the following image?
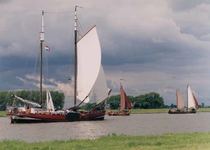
[7,111,105,123]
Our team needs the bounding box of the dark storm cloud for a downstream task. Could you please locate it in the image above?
[2,0,210,107]
[0,0,12,4]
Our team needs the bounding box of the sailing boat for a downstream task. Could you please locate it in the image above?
[65,6,110,121]
[108,83,132,116]
[7,7,110,122]
[168,85,198,114]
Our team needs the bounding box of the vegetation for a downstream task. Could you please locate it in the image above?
[80,103,96,110]
[1,132,210,150]
[107,92,165,109]
[0,90,65,111]
[0,111,7,117]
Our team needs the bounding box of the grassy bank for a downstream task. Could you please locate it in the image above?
[0,111,7,117]
[106,108,210,114]
[1,132,210,150]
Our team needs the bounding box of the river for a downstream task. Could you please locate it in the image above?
[1,113,210,142]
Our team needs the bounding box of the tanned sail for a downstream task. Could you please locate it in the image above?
[177,89,184,109]
[192,93,199,108]
[120,85,132,110]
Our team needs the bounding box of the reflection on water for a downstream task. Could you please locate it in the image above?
[1,113,210,142]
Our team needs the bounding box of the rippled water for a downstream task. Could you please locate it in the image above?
[1,113,210,142]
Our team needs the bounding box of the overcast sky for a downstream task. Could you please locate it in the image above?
[1,0,210,107]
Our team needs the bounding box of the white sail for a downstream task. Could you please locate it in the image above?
[77,26,101,101]
[46,90,55,111]
[187,86,195,109]
[87,65,109,104]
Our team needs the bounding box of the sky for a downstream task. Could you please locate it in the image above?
[1,0,210,107]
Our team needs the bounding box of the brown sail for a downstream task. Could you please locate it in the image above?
[120,85,132,110]
[177,89,184,109]
[192,93,199,108]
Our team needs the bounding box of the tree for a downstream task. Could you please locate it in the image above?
[107,94,120,109]
[107,92,165,109]
[0,90,65,111]
[201,103,205,108]
[134,92,164,109]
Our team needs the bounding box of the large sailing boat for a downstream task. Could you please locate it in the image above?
[108,83,132,116]
[7,7,110,122]
[168,85,199,114]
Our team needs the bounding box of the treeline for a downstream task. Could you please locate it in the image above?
[0,90,65,111]
[170,102,206,109]
[107,92,166,109]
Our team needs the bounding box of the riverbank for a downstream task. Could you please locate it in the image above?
[1,132,210,150]
[106,108,210,114]
[0,111,6,117]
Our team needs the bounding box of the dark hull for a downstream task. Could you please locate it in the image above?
[168,110,196,114]
[7,110,105,123]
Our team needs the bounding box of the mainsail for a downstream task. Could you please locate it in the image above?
[87,65,109,104]
[77,26,109,104]
[46,90,55,111]
[177,89,184,109]
[120,85,132,110]
[187,86,196,109]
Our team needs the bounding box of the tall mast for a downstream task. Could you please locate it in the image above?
[176,88,178,110]
[187,84,188,110]
[40,10,44,107]
[74,6,78,108]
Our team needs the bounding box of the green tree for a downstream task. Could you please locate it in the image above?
[0,90,65,111]
[201,103,205,108]
[107,94,121,109]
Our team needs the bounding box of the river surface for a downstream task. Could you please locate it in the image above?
[1,113,210,142]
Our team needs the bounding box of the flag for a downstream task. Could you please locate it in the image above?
[45,46,50,51]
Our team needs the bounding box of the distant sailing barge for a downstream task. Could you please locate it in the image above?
[108,84,132,116]
[168,85,199,114]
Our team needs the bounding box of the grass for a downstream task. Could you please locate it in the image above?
[0,111,7,117]
[1,132,210,150]
[106,108,210,114]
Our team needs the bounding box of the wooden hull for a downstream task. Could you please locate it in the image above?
[108,110,130,116]
[168,109,196,114]
[7,110,105,123]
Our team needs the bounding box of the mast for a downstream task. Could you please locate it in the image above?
[187,84,188,110]
[74,6,78,108]
[40,10,44,107]
[176,88,178,110]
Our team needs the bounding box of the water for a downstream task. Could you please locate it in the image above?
[1,113,210,142]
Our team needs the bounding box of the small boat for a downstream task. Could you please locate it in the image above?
[168,85,199,114]
[7,7,110,123]
[108,84,131,116]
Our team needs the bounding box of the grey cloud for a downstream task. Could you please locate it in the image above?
[2,0,210,107]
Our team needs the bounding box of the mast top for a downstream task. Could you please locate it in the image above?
[40,10,44,41]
